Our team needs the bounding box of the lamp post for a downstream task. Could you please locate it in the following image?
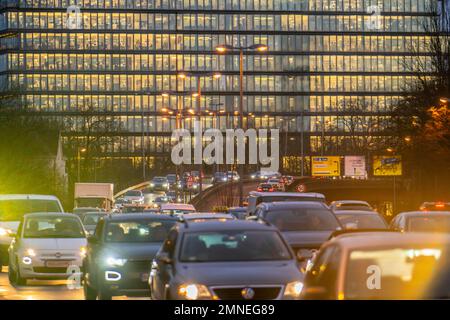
[177,72,222,193]
[77,147,87,182]
[215,43,268,205]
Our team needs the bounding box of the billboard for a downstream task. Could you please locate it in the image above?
[344,156,367,178]
[373,156,402,176]
[311,156,340,177]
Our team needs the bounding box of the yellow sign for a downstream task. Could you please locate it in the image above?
[311,156,341,177]
[373,156,402,176]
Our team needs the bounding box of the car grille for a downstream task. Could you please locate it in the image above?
[212,287,281,300]
[125,260,151,272]
[33,267,68,274]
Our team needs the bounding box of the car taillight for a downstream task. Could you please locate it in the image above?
[257,188,262,191]
[269,188,274,192]
[436,203,445,208]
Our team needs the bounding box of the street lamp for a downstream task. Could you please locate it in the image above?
[177,72,223,193]
[215,43,269,205]
[77,147,87,182]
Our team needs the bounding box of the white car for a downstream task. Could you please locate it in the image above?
[122,190,145,205]
[0,194,64,273]
[8,212,87,285]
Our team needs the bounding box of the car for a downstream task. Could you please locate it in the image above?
[83,213,179,300]
[73,207,105,218]
[301,232,450,299]
[329,200,373,212]
[266,178,285,191]
[253,201,342,264]
[166,174,179,188]
[153,196,171,208]
[247,191,326,216]
[81,212,109,235]
[166,191,182,203]
[181,213,235,222]
[8,212,87,285]
[226,171,240,181]
[149,177,170,192]
[419,202,450,212]
[212,172,228,184]
[122,190,145,205]
[257,183,276,192]
[390,211,450,233]
[149,220,304,300]
[159,203,196,216]
[334,210,388,230]
[113,198,127,210]
[121,204,151,214]
[227,207,247,220]
[0,194,64,273]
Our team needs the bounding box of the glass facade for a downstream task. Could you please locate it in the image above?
[0,0,436,174]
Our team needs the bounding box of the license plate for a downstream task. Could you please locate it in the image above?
[45,260,71,268]
[140,273,149,282]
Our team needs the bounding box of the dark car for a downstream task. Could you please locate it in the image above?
[149,220,304,300]
[149,177,170,192]
[227,207,247,220]
[212,172,228,184]
[334,210,387,230]
[83,214,178,300]
[390,211,450,233]
[257,183,275,192]
[166,174,179,188]
[253,201,342,263]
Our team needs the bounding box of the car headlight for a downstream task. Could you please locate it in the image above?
[284,281,304,299]
[106,257,127,267]
[150,183,155,187]
[80,246,87,258]
[0,227,13,237]
[251,175,255,179]
[26,248,36,257]
[163,183,169,187]
[178,284,212,300]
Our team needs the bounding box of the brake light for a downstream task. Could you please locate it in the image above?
[257,188,262,192]
[269,188,274,192]
[436,203,445,208]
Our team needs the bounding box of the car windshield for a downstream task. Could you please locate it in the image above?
[160,209,194,215]
[82,214,105,226]
[345,247,443,299]
[167,175,176,181]
[265,208,340,231]
[407,216,450,233]
[180,230,292,262]
[105,220,176,243]
[337,214,387,229]
[0,199,62,221]
[257,196,324,205]
[23,216,85,238]
[153,177,167,182]
[125,191,141,197]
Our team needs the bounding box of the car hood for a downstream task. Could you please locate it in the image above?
[21,238,87,250]
[176,261,302,286]
[0,221,20,233]
[281,231,333,248]
[101,242,163,260]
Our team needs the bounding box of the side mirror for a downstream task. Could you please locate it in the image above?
[297,249,315,262]
[156,252,172,264]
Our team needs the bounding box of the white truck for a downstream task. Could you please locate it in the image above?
[74,183,114,211]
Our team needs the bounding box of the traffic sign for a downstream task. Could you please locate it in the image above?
[373,156,402,176]
[344,156,367,178]
[311,156,340,177]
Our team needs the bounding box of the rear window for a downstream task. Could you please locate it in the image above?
[407,216,450,233]
[337,214,387,229]
[257,196,325,205]
[265,207,340,231]
[125,191,141,197]
[0,199,62,222]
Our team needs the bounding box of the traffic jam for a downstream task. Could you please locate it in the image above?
[1,172,450,301]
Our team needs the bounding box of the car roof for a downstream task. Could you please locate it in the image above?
[249,191,325,198]
[328,232,450,250]
[104,213,178,221]
[24,212,77,218]
[396,211,450,217]
[331,200,370,205]
[259,201,328,209]
[182,213,234,220]
[333,210,380,215]
[178,219,278,232]
[160,203,195,210]
[83,211,109,215]
[0,194,60,201]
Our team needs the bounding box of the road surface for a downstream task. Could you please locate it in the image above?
[0,268,149,300]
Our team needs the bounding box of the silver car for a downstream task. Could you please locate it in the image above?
[8,212,87,285]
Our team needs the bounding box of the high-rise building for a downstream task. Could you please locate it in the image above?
[0,0,436,180]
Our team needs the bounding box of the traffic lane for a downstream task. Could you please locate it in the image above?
[0,269,149,300]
